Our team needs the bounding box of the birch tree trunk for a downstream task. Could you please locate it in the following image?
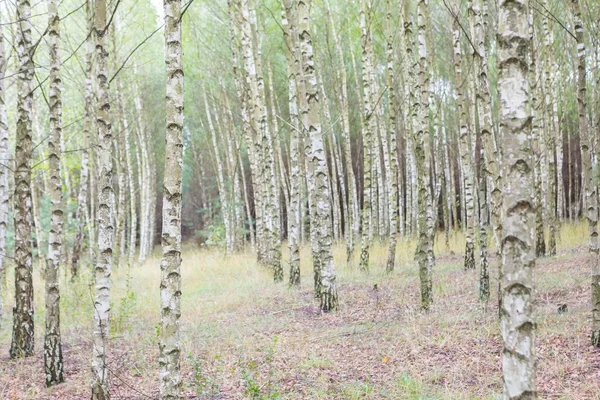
[44,0,64,385]
[10,0,35,360]
[469,0,493,301]
[239,0,283,280]
[71,0,94,277]
[453,13,475,271]
[541,0,557,256]
[358,0,376,272]
[498,0,537,396]
[385,0,399,273]
[229,0,262,255]
[400,3,415,238]
[267,63,289,241]
[324,0,359,262]
[416,0,434,310]
[203,89,232,255]
[91,0,114,396]
[571,0,600,347]
[159,0,184,396]
[112,31,128,265]
[31,103,45,271]
[281,0,301,285]
[442,107,455,248]
[118,79,137,267]
[135,90,150,264]
[529,11,546,258]
[222,88,245,251]
[0,15,9,331]
[297,0,338,310]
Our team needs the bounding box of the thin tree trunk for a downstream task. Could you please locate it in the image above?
[111,24,128,265]
[297,0,337,311]
[119,79,137,267]
[44,0,64,385]
[453,14,475,271]
[91,0,114,397]
[10,0,35,360]
[159,0,184,396]
[71,0,94,277]
[529,11,546,258]
[267,63,289,242]
[541,0,557,256]
[385,0,399,273]
[498,0,537,395]
[203,89,233,255]
[416,0,434,310]
[222,86,245,251]
[358,0,376,272]
[281,0,301,286]
[324,0,359,262]
[134,90,150,264]
[239,0,282,280]
[572,0,600,347]
[0,15,9,331]
[469,0,493,301]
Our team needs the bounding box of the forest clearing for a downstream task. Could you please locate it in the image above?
[1,224,599,399]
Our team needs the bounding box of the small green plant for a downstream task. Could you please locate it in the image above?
[240,358,262,399]
[238,336,281,399]
[189,353,223,399]
[396,372,424,399]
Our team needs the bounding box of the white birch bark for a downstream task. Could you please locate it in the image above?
[297,0,337,310]
[0,14,9,331]
[358,0,376,272]
[324,0,359,261]
[44,0,64,385]
[498,0,537,396]
[385,0,399,272]
[71,0,94,276]
[118,80,137,267]
[453,14,475,271]
[159,0,184,396]
[10,0,35,360]
[416,0,434,310]
[281,0,301,285]
[91,0,114,397]
[571,0,600,347]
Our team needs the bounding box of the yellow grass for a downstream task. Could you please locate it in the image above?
[0,220,596,399]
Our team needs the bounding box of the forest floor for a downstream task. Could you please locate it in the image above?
[1,223,600,399]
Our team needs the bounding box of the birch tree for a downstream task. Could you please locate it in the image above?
[71,0,94,277]
[44,0,64,385]
[453,12,476,271]
[358,0,376,272]
[416,0,435,310]
[570,0,600,348]
[469,0,493,301]
[297,0,337,310]
[91,0,114,396]
[10,0,35,360]
[385,0,399,273]
[281,0,301,286]
[0,13,8,331]
[159,0,184,396]
[498,0,537,396]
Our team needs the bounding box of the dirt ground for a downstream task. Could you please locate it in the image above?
[1,233,599,399]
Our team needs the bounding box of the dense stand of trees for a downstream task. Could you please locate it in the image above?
[0,0,599,398]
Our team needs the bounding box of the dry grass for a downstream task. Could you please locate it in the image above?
[0,222,599,399]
